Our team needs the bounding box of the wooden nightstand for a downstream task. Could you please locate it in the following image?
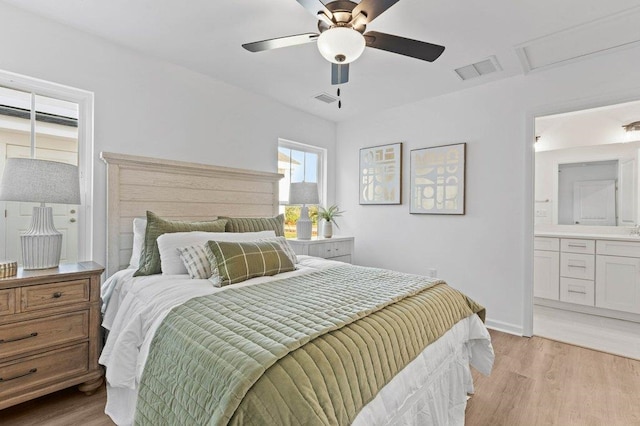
[0,262,104,410]
[287,236,354,263]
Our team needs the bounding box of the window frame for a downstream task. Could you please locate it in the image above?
[0,69,95,262]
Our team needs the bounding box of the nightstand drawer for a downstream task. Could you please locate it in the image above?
[0,343,88,400]
[21,279,89,312]
[331,241,352,257]
[307,242,334,258]
[0,311,88,360]
[0,289,15,316]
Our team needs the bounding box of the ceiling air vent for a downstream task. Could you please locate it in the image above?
[454,56,502,81]
[314,93,337,104]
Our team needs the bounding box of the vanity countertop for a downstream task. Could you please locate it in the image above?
[535,231,640,242]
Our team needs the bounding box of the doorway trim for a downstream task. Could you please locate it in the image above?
[524,88,640,337]
[0,69,95,263]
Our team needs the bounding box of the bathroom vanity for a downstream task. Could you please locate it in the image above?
[535,231,640,321]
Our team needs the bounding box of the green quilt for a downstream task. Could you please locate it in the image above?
[135,264,484,425]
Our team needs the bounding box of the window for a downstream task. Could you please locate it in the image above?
[0,70,94,265]
[278,139,326,238]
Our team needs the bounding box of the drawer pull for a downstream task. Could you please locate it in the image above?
[567,244,587,248]
[568,289,587,295]
[0,368,37,382]
[53,292,63,298]
[567,264,586,268]
[0,332,38,344]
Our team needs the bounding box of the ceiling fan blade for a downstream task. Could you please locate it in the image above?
[331,63,349,85]
[296,0,333,20]
[351,0,400,25]
[364,31,445,62]
[242,33,319,52]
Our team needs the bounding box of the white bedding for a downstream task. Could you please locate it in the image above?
[100,256,493,425]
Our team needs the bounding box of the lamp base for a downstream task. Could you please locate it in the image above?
[21,206,63,270]
[296,206,313,240]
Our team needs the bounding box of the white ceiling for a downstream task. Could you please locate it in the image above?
[3,0,640,122]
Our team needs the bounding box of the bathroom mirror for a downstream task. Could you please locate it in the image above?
[534,98,640,228]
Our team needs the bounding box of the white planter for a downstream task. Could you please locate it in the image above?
[323,220,333,238]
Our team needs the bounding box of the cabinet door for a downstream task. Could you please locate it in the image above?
[595,255,640,314]
[534,250,560,300]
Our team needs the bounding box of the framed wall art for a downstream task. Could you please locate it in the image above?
[410,142,466,214]
[359,142,402,205]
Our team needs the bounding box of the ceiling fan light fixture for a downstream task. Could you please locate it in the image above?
[317,27,366,64]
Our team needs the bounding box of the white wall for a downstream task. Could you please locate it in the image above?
[0,3,336,269]
[336,46,640,334]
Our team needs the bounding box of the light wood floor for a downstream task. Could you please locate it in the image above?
[2,330,639,425]
[466,330,640,425]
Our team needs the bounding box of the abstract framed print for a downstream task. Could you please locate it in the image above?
[410,143,466,214]
[359,142,402,205]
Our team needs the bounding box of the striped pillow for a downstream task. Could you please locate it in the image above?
[219,215,285,237]
[177,245,212,279]
[206,240,295,286]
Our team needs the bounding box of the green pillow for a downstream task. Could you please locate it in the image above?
[220,214,284,237]
[206,240,294,286]
[134,211,227,276]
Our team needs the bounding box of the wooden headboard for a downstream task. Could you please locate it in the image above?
[100,152,283,277]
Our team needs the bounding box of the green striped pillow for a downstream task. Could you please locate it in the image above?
[219,215,284,236]
[134,211,227,277]
[206,240,295,286]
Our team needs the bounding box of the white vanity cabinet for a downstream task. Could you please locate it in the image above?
[535,234,640,319]
[534,237,560,300]
[595,240,640,314]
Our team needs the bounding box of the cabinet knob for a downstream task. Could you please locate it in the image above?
[53,292,62,298]
[70,218,77,223]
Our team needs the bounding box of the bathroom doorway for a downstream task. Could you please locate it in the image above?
[533,99,640,360]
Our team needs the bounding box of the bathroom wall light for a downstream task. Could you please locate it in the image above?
[623,121,640,132]
[623,121,640,142]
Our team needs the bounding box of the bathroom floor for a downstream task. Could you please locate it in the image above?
[534,304,640,360]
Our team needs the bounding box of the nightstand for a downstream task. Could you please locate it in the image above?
[287,236,354,263]
[0,262,104,410]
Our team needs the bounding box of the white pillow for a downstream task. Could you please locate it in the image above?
[157,230,277,275]
[128,217,147,269]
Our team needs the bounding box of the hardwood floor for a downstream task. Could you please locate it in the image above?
[466,330,640,425]
[2,330,639,425]
[1,384,114,426]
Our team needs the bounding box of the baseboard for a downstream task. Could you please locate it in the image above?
[485,318,523,336]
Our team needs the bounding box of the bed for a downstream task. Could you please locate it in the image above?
[99,152,494,425]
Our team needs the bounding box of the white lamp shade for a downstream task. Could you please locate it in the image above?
[0,158,81,205]
[317,27,366,64]
[289,182,319,205]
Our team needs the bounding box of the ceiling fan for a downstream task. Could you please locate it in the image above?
[242,0,445,85]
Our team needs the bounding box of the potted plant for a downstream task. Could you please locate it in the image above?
[318,204,344,238]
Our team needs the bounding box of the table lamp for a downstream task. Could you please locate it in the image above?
[289,182,319,240]
[0,158,81,269]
